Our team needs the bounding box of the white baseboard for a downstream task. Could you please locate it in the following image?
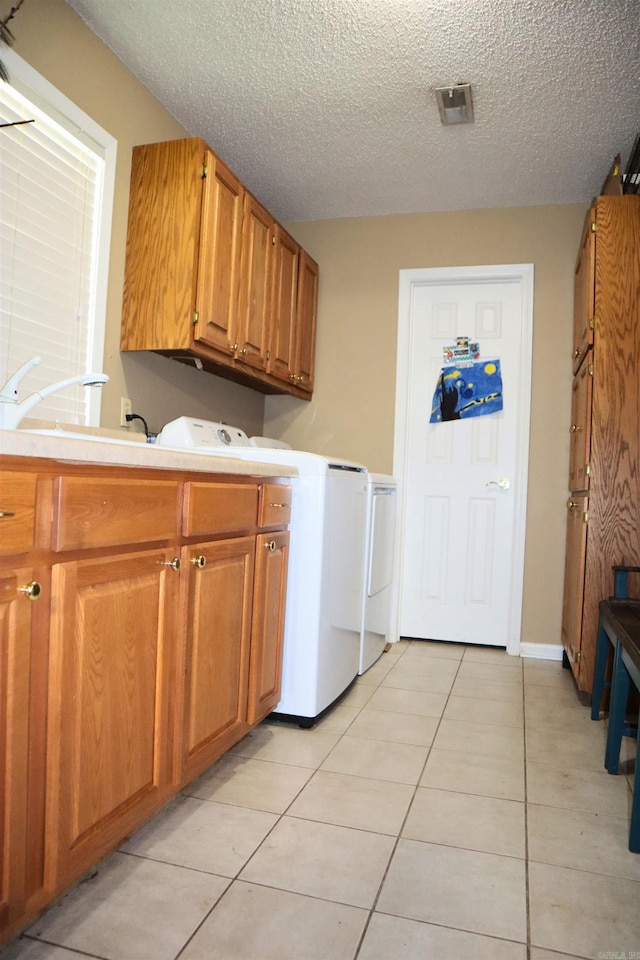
[519,642,564,661]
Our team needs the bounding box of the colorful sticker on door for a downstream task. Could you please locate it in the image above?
[443,337,480,365]
[430,359,503,422]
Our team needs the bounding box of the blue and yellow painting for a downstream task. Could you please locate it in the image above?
[430,360,503,422]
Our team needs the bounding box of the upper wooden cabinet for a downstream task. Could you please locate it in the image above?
[295,249,319,394]
[195,151,244,356]
[572,207,596,374]
[235,192,275,373]
[269,224,300,386]
[121,137,318,399]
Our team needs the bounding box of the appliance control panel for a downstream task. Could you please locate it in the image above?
[157,417,250,449]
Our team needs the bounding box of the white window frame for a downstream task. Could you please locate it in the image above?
[1,48,116,425]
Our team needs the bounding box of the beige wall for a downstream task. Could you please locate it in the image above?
[11,0,265,438]
[267,206,587,647]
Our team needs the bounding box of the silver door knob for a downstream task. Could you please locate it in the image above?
[486,477,511,490]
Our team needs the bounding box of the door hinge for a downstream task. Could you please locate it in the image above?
[202,163,208,179]
[590,221,597,233]
[585,463,591,476]
[588,316,595,330]
[583,511,589,524]
[588,363,594,376]
[266,350,270,361]
[193,310,199,326]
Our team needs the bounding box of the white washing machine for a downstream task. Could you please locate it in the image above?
[156,417,368,725]
[359,473,398,674]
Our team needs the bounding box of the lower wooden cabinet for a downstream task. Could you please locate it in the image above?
[0,458,290,944]
[248,531,289,724]
[45,549,179,890]
[0,566,37,933]
[179,537,255,783]
[560,495,589,670]
[0,471,49,940]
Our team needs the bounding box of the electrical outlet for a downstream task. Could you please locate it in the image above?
[120,397,132,427]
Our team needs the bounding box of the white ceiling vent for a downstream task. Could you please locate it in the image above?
[435,84,474,125]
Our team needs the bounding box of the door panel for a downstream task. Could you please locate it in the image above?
[46,550,176,887]
[247,531,289,725]
[560,495,589,678]
[181,538,254,782]
[398,270,532,647]
[573,211,595,373]
[235,193,273,371]
[194,152,243,354]
[295,250,319,393]
[569,363,593,492]
[269,226,299,385]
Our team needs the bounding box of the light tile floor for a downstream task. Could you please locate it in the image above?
[2,640,639,960]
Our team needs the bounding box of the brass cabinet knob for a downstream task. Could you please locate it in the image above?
[164,557,181,571]
[265,540,276,552]
[567,499,577,509]
[573,348,581,360]
[241,347,248,355]
[191,555,207,569]
[19,580,41,601]
[229,343,238,354]
[0,510,16,518]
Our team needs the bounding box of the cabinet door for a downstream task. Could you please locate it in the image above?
[295,250,319,394]
[180,537,255,783]
[121,138,205,352]
[573,210,595,373]
[235,193,274,372]
[46,549,179,889]
[569,362,593,492]
[194,151,244,355]
[560,496,589,679]
[0,567,35,935]
[247,532,289,725]
[268,226,299,385]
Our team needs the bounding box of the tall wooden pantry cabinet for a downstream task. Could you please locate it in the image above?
[561,195,640,693]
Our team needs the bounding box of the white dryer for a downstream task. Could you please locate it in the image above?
[359,473,398,674]
[156,417,368,725]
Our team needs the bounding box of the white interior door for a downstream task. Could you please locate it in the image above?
[394,265,533,651]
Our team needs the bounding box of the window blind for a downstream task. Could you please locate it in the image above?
[0,81,104,424]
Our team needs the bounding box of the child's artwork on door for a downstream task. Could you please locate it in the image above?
[430,359,503,422]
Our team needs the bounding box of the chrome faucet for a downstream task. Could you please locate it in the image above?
[0,356,109,430]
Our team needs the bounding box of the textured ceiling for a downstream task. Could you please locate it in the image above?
[65,0,640,222]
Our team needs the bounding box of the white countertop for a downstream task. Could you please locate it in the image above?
[0,426,298,479]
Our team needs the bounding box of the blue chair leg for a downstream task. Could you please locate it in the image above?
[605,643,630,774]
[591,620,611,721]
[630,713,640,853]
